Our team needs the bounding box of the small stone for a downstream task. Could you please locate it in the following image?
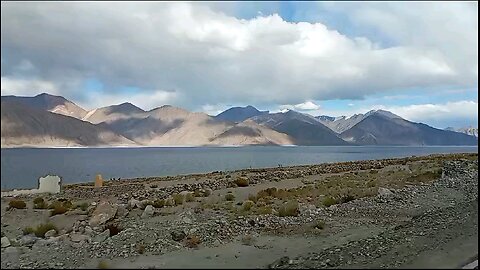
[141,205,154,219]
[44,229,57,238]
[1,236,11,248]
[171,230,186,241]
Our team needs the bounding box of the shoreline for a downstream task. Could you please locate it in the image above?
[2,152,478,193]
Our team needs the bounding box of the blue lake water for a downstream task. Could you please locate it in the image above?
[1,146,477,189]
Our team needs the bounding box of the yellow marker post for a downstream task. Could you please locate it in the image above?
[95,174,103,188]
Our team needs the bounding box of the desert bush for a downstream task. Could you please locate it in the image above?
[185,192,195,202]
[165,197,176,207]
[136,243,146,254]
[185,235,201,248]
[247,194,257,203]
[34,200,48,209]
[256,206,273,215]
[234,177,249,187]
[50,205,68,216]
[8,199,26,209]
[33,197,44,204]
[241,234,256,246]
[242,200,255,211]
[150,184,158,188]
[23,226,35,235]
[33,222,57,238]
[76,202,89,211]
[278,200,299,217]
[172,193,184,205]
[322,196,337,207]
[225,193,235,201]
[153,199,165,208]
[339,194,355,204]
[204,189,212,197]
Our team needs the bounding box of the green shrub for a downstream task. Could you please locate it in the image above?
[76,202,89,211]
[247,194,257,203]
[153,199,165,208]
[172,193,184,205]
[185,192,195,202]
[136,243,145,254]
[33,222,57,238]
[33,197,44,204]
[9,199,26,209]
[23,227,35,235]
[322,196,337,207]
[225,193,235,201]
[34,201,48,209]
[234,177,249,187]
[256,206,273,215]
[278,201,299,217]
[242,200,255,211]
[165,197,176,207]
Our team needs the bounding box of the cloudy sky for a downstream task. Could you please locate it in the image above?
[1,1,477,129]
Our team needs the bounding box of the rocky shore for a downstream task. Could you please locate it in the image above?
[1,153,477,269]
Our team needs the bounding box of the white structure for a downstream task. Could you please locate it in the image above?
[37,175,62,193]
[1,174,62,197]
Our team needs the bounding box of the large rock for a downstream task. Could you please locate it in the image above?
[89,201,118,227]
[70,233,89,243]
[50,214,84,233]
[378,187,393,197]
[19,235,38,247]
[128,198,142,209]
[116,204,129,218]
[1,236,11,248]
[141,205,155,219]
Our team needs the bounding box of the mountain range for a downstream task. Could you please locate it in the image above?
[1,93,477,147]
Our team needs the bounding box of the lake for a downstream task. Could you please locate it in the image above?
[1,146,478,189]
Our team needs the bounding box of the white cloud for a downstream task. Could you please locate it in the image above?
[279,101,321,111]
[78,90,178,111]
[1,77,60,96]
[1,2,476,110]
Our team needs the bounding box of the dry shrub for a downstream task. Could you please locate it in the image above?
[278,201,299,217]
[153,199,165,208]
[172,193,184,205]
[241,234,256,246]
[9,199,26,209]
[225,193,235,201]
[234,177,249,187]
[185,192,195,202]
[322,196,337,207]
[242,200,255,211]
[185,235,201,248]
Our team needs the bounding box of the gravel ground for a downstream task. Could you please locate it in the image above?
[0,153,477,269]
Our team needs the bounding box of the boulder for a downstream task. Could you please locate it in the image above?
[1,236,11,248]
[141,205,155,219]
[89,201,118,227]
[128,198,142,209]
[116,204,129,218]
